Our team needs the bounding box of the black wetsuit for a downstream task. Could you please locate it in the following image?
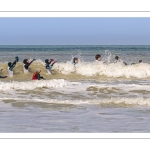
[123,61,128,65]
[115,59,127,65]
[36,73,44,80]
[8,59,18,71]
[24,59,35,70]
[45,59,56,69]
[0,76,7,78]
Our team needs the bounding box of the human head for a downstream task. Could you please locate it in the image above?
[23,59,29,64]
[95,54,101,61]
[115,55,120,60]
[73,57,78,64]
[36,68,41,73]
[8,62,12,67]
[45,59,49,64]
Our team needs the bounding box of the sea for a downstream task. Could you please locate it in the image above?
[1,45,150,133]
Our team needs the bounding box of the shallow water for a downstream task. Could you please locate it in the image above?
[1,102,150,132]
[1,45,150,132]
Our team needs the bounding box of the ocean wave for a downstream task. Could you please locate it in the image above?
[1,97,150,106]
[0,79,80,91]
[0,79,150,106]
[1,60,150,79]
[54,61,150,78]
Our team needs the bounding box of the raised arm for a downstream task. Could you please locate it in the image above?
[29,59,36,66]
[9,56,19,71]
[24,59,36,69]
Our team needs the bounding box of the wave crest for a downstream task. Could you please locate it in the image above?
[54,61,150,78]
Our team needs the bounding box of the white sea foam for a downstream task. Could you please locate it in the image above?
[0,80,150,107]
[1,59,150,79]
[0,79,80,91]
[0,78,150,92]
[54,61,75,74]
[54,61,150,78]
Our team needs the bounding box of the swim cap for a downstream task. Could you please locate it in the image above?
[23,59,28,64]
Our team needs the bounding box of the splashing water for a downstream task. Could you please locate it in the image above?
[71,50,84,63]
[103,50,113,64]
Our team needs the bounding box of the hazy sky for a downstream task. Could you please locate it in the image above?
[0,18,150,45]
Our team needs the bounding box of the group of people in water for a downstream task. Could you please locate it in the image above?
[0,54,143,80]
[73,54,143,66]
[0,56,57,80]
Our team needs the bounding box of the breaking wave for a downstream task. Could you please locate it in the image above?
[0,59,150,79]
[54,61,150,78]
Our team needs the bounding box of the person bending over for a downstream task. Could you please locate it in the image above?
[32,68,45,80]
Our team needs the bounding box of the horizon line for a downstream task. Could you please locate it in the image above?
[0,44,150,46]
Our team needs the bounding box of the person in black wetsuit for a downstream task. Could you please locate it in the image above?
[45,59,57,74]
[23,59,36,73]
[0,69,7,78]
[0,76,7,78]
[114,55,127,65]
[131,60,143,65]
[8,56,19,77]
[32,68,45,80]
[139,60,142,63]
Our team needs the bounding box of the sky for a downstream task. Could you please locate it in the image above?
[0,18,150,45]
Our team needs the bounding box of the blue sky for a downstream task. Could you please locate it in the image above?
[0,18,150,45]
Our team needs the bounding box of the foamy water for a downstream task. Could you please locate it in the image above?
[1,45,150,132]
[1,60,150,80]
[54,61,150,78]
[1,79,150,106]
